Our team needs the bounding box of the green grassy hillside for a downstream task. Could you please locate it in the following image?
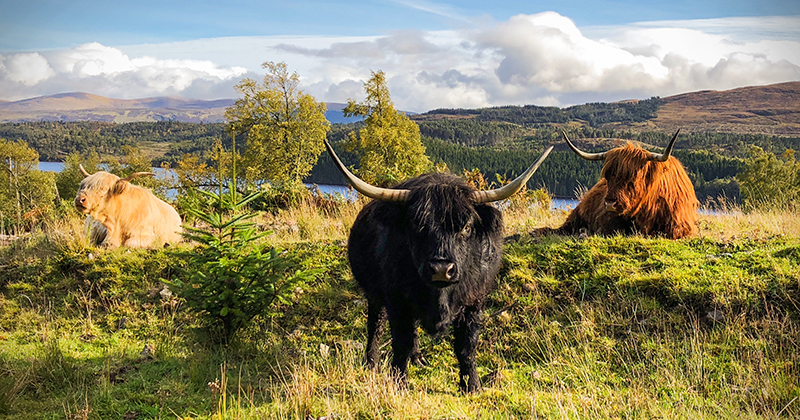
[0,204,798,419]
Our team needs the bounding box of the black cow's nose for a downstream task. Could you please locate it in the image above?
[429,260,456,282]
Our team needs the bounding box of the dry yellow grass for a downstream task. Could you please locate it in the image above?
[247,196,800,246]
[696,202,800,241]
[10,194,799,255]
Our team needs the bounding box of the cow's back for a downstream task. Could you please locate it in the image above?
[110,184,182,247]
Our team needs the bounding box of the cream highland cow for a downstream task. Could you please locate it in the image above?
[74,164,182,248]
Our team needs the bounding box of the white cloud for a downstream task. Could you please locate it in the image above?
[0,42,248,100]
[1,13,799,111]
[262,12,800,110]
[473,12,669,93]
[586,17,800,97]
[47,42,136,76]
[2,52,55,86]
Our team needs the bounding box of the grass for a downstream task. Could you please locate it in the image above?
[0,197,799,419]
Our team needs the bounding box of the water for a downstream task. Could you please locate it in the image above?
[39,161,579,210]
[315,186,579,209]
[38,162,65,172]
[551,198,579,211]
[39,161,360,202]
[39,161,174,180]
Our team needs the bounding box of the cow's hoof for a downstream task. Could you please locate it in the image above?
[411,352,428,367]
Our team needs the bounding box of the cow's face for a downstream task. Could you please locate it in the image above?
[74,172,119,214]
[600,146,655,216]
[406,185,488,288]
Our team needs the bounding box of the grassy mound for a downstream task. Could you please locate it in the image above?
[0,207,799,419]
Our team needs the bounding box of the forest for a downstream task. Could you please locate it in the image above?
[0,121,227,163]
[421,96,662,127]
[2,117,796,202]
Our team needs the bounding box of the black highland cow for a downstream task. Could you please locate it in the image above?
[326,141,552,393]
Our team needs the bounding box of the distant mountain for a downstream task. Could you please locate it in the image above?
[323,102,364,124]
[0,92,362,124]
[415,81,800,137]
[0,92,234,123]
[2,82,799,135]
[642,81,800,136]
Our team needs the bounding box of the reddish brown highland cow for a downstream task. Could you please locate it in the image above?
[552,130,699,239]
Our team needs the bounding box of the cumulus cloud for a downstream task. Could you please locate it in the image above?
[2,13,799,111]
[2,52,55,86]
[268,12,800,110]
[474,12,668,93]
[0,42,248,100]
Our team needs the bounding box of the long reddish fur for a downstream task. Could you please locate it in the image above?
[557,144,698,239]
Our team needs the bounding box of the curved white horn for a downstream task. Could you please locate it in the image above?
[648,129,681,162]
[563,131,607,161]
[325,141,410,202]
[472,146,553,203]
[79,164,91,177]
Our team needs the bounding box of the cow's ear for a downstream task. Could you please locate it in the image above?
[111,172,153,195]
[474,205,502,235]
[111,179,130,196]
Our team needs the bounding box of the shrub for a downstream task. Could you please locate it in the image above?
[736,146,799,211]
[0,138,58,234]
[169,181,319,342]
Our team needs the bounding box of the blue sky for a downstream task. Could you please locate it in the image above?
[1,0,799,111]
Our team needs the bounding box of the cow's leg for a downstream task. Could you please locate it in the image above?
[453,306,482,393]
[555,209,587,235]
[365,300,387,370]
[410,334,427,367]
[103,230,123,248]
[387,312,416,389]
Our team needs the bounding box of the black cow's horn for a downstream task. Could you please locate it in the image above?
[324,141,411,202]
[562,131,606,161]
[648,129,680,162]
[79,164,91,177]
[472,146,553,204]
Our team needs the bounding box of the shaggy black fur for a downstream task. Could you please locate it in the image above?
[347,172,503,393]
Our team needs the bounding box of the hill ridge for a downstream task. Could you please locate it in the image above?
[415,81,800,137]
[0,93,360,124]
[1,82,799,134]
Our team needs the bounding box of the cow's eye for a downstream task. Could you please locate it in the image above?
[461,224,472,237]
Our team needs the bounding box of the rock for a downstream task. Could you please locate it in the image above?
[707,309,725,322]
[140,343,155,360]
[159,286,172,299]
